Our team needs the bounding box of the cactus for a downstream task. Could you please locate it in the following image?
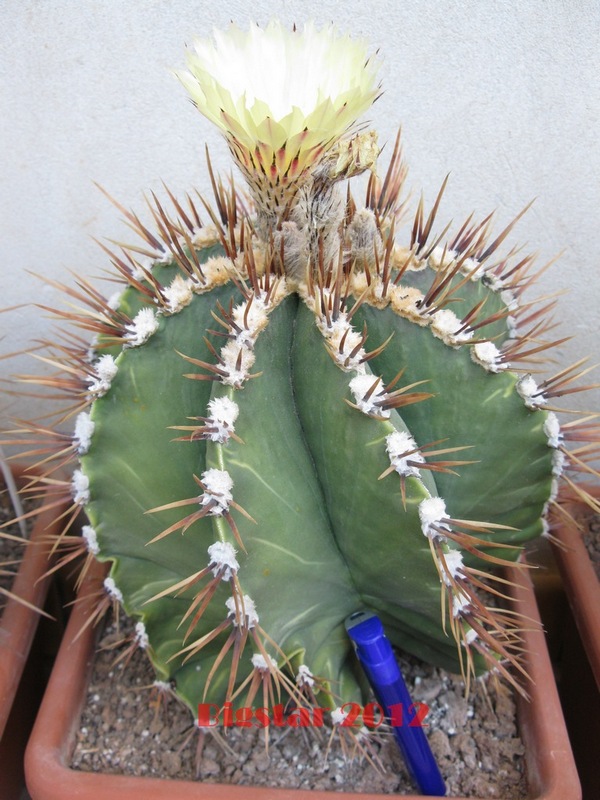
[4,20,599,743]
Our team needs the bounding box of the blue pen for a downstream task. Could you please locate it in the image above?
[345,610,446,797]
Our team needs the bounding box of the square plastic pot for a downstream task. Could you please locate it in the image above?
[24,558,581,800]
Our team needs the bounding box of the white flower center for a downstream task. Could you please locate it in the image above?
[180,21,378,132]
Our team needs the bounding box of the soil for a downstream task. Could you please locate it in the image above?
[71,616,527,798]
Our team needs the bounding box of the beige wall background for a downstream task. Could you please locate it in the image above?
[1,1,599,433]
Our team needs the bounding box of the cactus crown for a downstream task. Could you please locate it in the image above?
[4,20,599,752]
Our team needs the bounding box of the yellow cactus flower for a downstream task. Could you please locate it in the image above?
[177,21,380,211]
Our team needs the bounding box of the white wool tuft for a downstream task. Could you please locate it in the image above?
[543,412,562,448]
[130,261,149,282]
[226,594,259,628]
[461,257,484,280]
[441,549,465,586]
[208,396,239,426]
[107,290,124,310]
[200,469,234,514]
[548,477,560,505]
[104,577,123,603]
[207,540,240,580]
[220,341,256,387]
[431,309,461,336]
[124,308,159,347]
[164,275,194,313]
[88,355,118,396]
[552,449,566,477]
[251,653,277,672]
[431,309,474,345]
[205,396,239,443]
[500,289,518,312]
[349,373,389,418]
[516,374,547,409]
[71,469,90,505]
[296,664,315,687]
[331,707,349,725]
[232,298,269,343]
[73,412,95,454]
[471,341,506,373]
[540,517,551,538]
[464,628,478,645]
[485,272,505,292]
[323,316,366,372]
[452,591,471,617]
[429,246,457,269]
[81,524,99,555]
[418,496,450,539]
[135,621,149,649]
[385,430,424,477]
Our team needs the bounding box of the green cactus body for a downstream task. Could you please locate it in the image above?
[7,21,595,744]
[73,212,554,719]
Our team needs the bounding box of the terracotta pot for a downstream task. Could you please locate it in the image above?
[547,490,600,799]
[0,464,69,799]
[550,488,600,688]
[25,557,580,800]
